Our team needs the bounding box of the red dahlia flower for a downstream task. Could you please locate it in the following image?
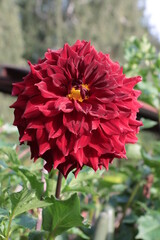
[11,40,142,178]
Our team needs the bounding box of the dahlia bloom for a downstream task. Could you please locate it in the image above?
[11,40,142,178]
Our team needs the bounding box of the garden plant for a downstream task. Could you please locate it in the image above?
[0,36,160,240]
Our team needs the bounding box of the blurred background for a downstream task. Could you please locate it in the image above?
[0,0,160,65]
[0,1,160,239]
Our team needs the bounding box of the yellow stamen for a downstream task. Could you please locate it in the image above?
[82,84,90,91]
[67,84,89,102]
[68,87,83,102]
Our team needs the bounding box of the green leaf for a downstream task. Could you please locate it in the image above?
[126,143,141,160]
[103,173,127,184]
[140,118,158,130]
[45,178,57,197]
[11,166,44,198]
[0,147,20,165]
[153,142,160,155]
[0,160,8,169]
[0,208,9,218]
[10,188,52,218]
[123,213,137,224]
[28,231,45,240]
[136,212,160,240]
[66,167,102,186]
[0,219,7,239]
[68,227,90,239]
[62,184,95,195]
[115,223,135,240]
[42,193,85,236]
[0,139,15,148]
[0,234,5,239]
[98,173,127,190]
[13,214,37,229]
[141,148,160,168]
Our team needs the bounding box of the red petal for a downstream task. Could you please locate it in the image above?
[56,133,69,156]
[100,158,110,170]
[52,73,67,88]
[27,119,44,129]
[23,101,41,119]
[36,129,50,155]
[20,131,32,143]
[53,149,66,169]
[61,43,77,58]
[100,121,121,135]
[45,116,64,139]
[36,81,57,98]
[74,135,90,153]
[74,100,92,114]
[12,82,25,96]
[54,97,74,113]
[89,104,107,118]
[71,148,87,167]
[123,76,142,88]
[28,61,43,80]
[88,157,99,171]
[78,41,91,56]
[63,111,84,135]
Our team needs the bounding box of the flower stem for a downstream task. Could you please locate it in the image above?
[55,171,63,199]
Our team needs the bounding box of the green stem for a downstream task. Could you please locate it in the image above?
[47,232,55,240]
[124,182,140,213]
[5,214,13,240]
[118,182,140,228]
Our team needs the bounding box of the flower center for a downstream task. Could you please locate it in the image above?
[67,84,89,102]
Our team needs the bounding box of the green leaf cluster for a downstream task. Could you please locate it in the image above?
[0,143,86,240]
[124,36,160,108]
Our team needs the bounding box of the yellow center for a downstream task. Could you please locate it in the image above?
[67,84,89,102]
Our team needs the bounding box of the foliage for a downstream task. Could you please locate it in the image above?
[124,36,160,108]
[136,211,160,240]
[0,124,160,239]
[0,128,88,239]
[42,194,85,237]
[0,134,159,238]
[0,143,85,239]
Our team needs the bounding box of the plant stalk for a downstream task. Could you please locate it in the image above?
[47,232,55,240]
[118,182,140,229]
[6,214,13,240]
[55,171,63,199]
